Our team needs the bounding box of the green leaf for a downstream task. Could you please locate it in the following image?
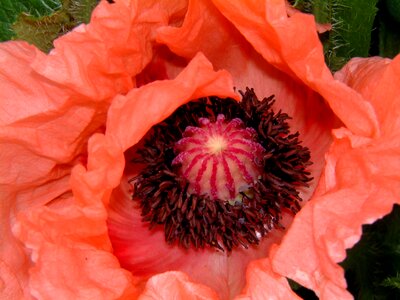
[0,0,61,41]
[12,10,72,52]
[381,274,400,290]
[378,0,400,58]
[287,278,318,299]
[1,0,99,52]
[68,0,99,24]
[291,0,379,71]
[386,0,400,23]
[379,18,400,58]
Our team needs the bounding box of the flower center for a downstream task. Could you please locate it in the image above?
[129,88,313,251]
[172,115,265,202]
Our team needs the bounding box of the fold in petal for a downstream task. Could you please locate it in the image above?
[31,0,188,99]
[106,52,238,151]
[1,0,192,298]
[156,0,336,204]
[108,164,291,299]
[271,56,400,299]
[17,50,237,298]
[236,257,301,300]
[139,272,219,300]
[107,53,276,300]
[211,0,379,138]
[335,56,400,135]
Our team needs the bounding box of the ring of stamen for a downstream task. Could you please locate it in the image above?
[130,88,312,251]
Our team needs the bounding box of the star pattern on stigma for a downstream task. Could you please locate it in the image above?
[129,88,312,251]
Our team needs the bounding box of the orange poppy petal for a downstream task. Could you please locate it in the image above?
[0,40,76,297]
[335,56,400,135]
[30,0,187,99]
[139,271,219,300]
[110,0,337,298]
[109,166,291,299]
[236,257,301,300]
[106,52,238,151]
[156,0,336,205]
[1,0,191,297]
[211,0,379,138]
[16,196,140,299]
[0,260,24,299]
[16,51,237,298]
[270,56,400,298]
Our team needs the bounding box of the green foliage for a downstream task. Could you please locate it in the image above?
[67,0,99,24]
[340,205,400,299]
[326,0,378,70]
[0,0,61,40]
[291,0,379,71]
[0,0,99,52]
[386,0,400,22]
[287,278,318,299]
[379,17,400,58]
[379,0,400,58]
[382,274,400,289]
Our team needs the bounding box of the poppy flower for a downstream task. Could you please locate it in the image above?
[0,0,399,299]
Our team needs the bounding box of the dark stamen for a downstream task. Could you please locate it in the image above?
[130,88,312,252]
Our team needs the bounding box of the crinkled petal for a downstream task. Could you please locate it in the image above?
[0,190,28,299]
[107,53,268,300]
[17,50,237,298]
[1,0,191,298]
[106,52,238,150]
[211,0,379,138]
[155,0,338,202]
[31,0,187,99]
[139,271,219,300]
[108,166,290,299]
[110,0,337,298]
[270,56,400,298]
[236,257,301,300]
[335,56,400,135]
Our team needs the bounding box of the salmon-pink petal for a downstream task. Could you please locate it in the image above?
[107,53,269,300]
[16,51,237,298]
[106,52,238,151]
[211,0,379,138]
[156,0,336,207]
[156,0,310,121]
[236,257,301,300]
[31,0,187,99]
[139,271,219,300]
[335,56,400,135]
[109,167,291,299]
[16,198,140,299]
[270,56,400,298]
[1,0,191,298]
[0,260,24,299]
[0,40,75,297]
[0,192,28,299]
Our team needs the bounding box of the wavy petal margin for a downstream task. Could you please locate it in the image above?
[15,50,236,298]
[270,55,400,299]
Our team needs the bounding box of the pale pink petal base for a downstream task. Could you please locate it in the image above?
[236,257,301,300]
[108,164,291,299]
[15,50,237,299]
[139,271,219,300]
